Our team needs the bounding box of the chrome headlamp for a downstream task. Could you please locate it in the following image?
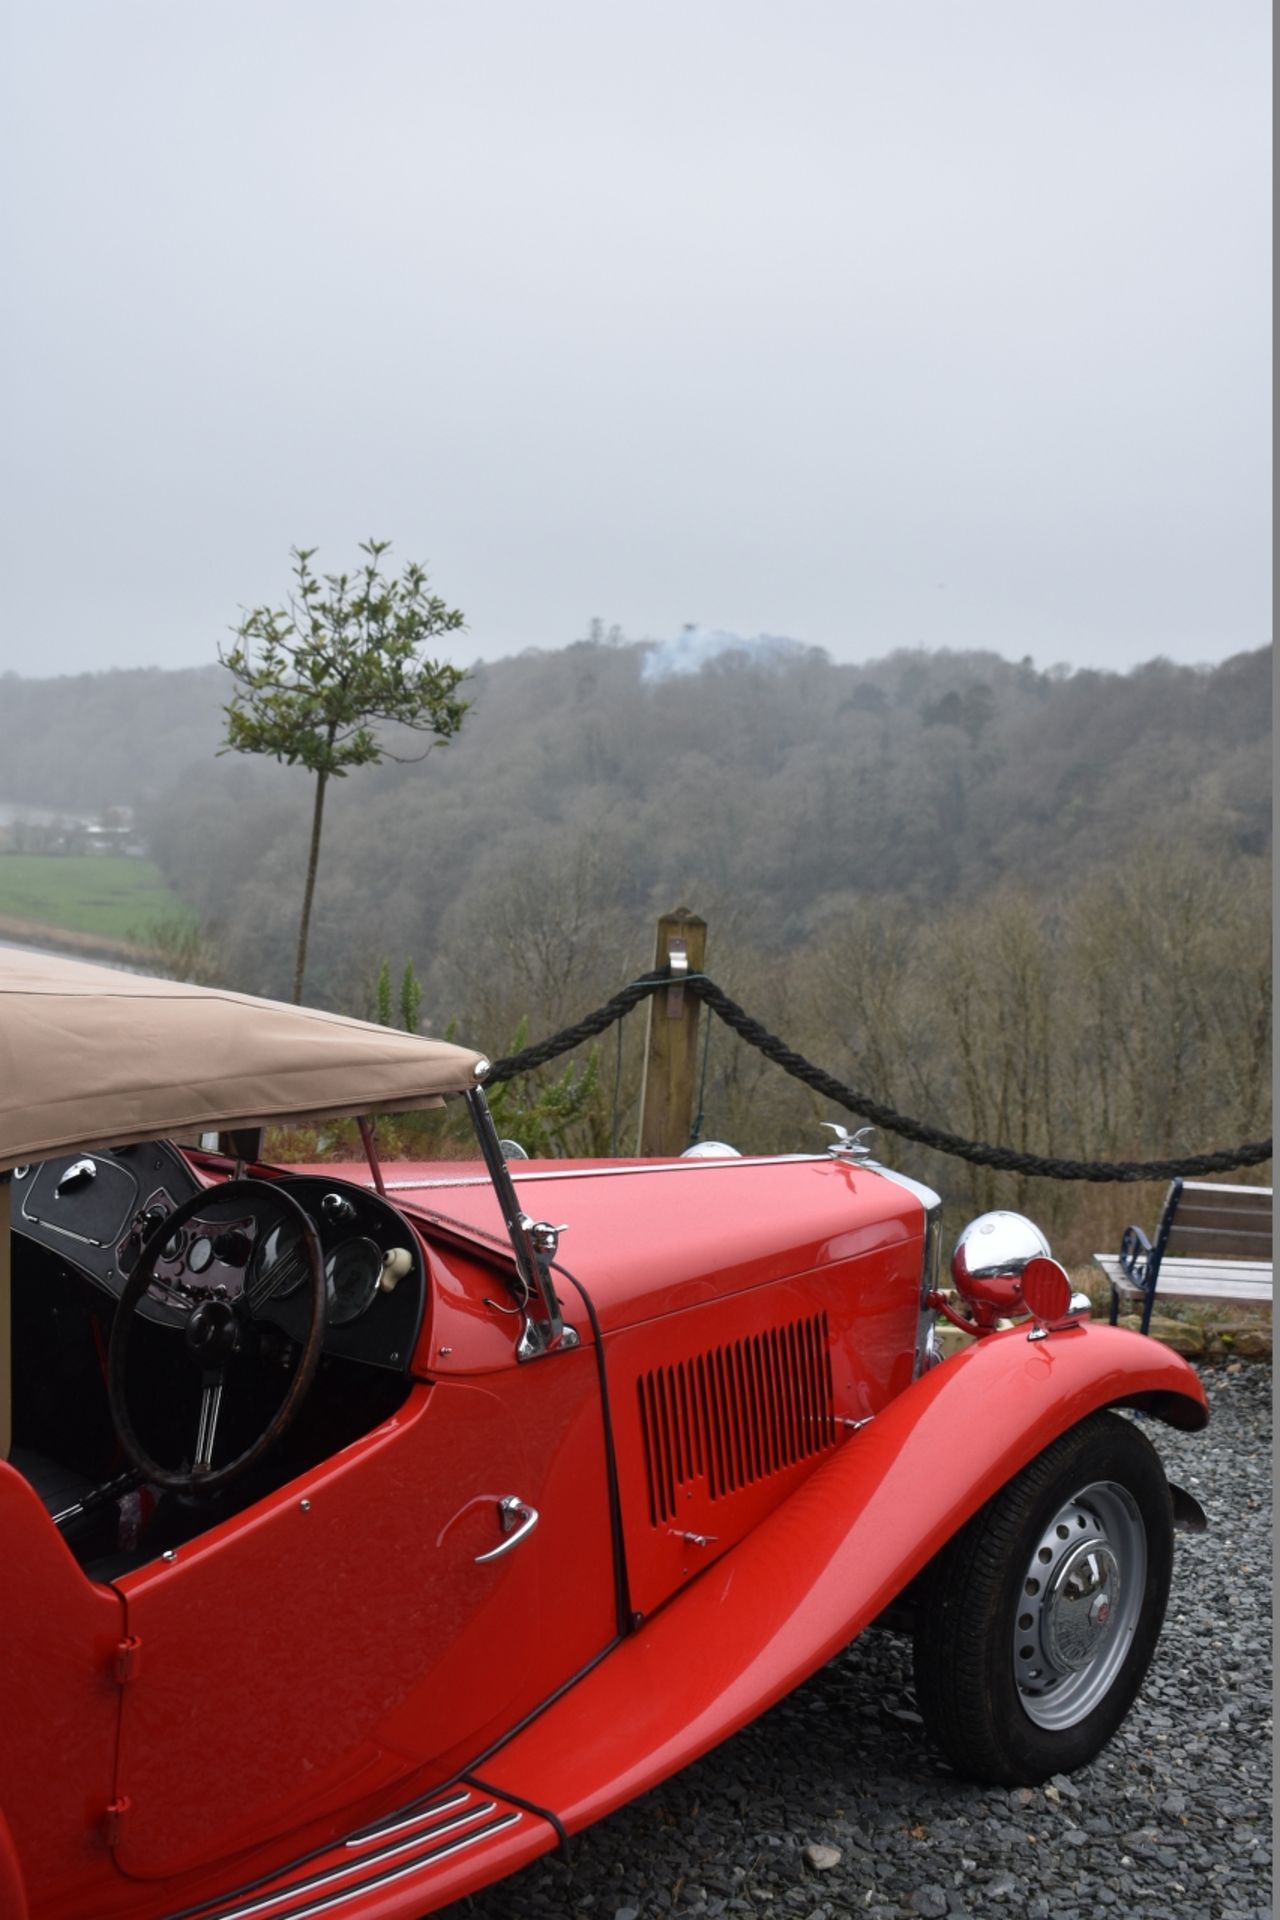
[950,1211,1080,1336]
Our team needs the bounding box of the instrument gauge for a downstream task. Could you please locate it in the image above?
[326,1238,383,1326]
[186,1234,215,1275]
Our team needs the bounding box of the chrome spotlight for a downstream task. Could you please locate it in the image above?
[952,1210,1050,1286]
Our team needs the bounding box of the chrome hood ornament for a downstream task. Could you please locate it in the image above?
[822,1123,878,1163]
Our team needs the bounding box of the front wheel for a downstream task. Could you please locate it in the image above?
[912,1411,1174,1784]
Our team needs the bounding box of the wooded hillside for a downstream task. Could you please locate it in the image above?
[1,641,1269,1257]
[2,641,1267,1002]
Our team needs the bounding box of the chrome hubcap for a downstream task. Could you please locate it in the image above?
[1014,1481,1145,1730]
[1043,1536,1121,1672]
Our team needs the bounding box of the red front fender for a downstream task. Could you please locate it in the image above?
[485,1321,1207,1833]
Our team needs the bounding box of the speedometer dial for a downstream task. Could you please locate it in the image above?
[325,1238,383,1326]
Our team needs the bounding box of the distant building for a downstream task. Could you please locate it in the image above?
[0,803,146,857]
[86,812,145,856]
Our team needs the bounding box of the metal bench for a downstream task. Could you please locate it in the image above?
[1094,1178,1273,1336]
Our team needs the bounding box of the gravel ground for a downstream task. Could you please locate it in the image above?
[457,1362,1271,1920]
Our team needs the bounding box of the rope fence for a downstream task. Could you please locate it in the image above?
[483,968,1273,1185]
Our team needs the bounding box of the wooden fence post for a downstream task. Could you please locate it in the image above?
[636,908,708,1157]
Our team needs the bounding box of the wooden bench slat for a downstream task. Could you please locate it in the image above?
[1178,1188,1271,1210]
[1180,1180,1271,1199]
[1174,1199,1272,1229]
[1108,1277,1273,1304]
[1166,1226,1273,1259]
[1152,1279,1272,1301]
[1094,1251,1273,1308]
[1174,1189,1271,1215]
[1095,1254,1271,1277]
[1094,1254,1273,1280]
[1179,1181,1272,1200]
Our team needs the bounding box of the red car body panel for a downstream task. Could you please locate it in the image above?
[604,1247,921,1615]
[481,1322,1208,1842]
[402,1156,930,1619]
[366,1156,924,1341]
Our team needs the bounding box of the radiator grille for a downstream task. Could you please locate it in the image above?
[637,1314,836,1525]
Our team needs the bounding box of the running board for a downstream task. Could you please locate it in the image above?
[167,1783,556,1920]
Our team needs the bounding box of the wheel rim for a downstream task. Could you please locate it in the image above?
[1013,1479,1147,1730]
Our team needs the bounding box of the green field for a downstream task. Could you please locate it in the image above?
[0,856,192,942]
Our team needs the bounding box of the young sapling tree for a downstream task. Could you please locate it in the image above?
[220,541,467,1001]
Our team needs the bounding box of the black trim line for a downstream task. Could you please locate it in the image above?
[353,1633,624,1839]
[552,1256,634,1635]
[464,1773,570,1854]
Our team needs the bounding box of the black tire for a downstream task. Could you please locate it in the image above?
[912,1411,1174,1785]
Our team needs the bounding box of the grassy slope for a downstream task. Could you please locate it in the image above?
[0,855,190,940]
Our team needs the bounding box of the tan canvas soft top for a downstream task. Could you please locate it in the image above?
[0,948,489,1174]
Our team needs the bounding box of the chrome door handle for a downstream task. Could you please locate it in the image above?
[474,1495,540,1564]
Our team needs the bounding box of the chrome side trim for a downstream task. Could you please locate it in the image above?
[917,1199,944,1375]
[344,1790,471,1849]
[380,1155,827,1192]
[201,1806,518,1920]
[871,1167,943,1379]
[867,1165,943,1214]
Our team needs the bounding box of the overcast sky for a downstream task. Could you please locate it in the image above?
[1,1,1270,679]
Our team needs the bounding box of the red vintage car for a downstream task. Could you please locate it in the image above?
[0,951,1208,1920]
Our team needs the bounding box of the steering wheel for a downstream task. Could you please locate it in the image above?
[107,1178,328,1495]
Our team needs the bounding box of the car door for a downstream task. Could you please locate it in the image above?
[0,1463,124,1916]
[112,1346,615,1881]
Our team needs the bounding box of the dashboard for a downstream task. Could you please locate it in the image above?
[10,1144,426,1373]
